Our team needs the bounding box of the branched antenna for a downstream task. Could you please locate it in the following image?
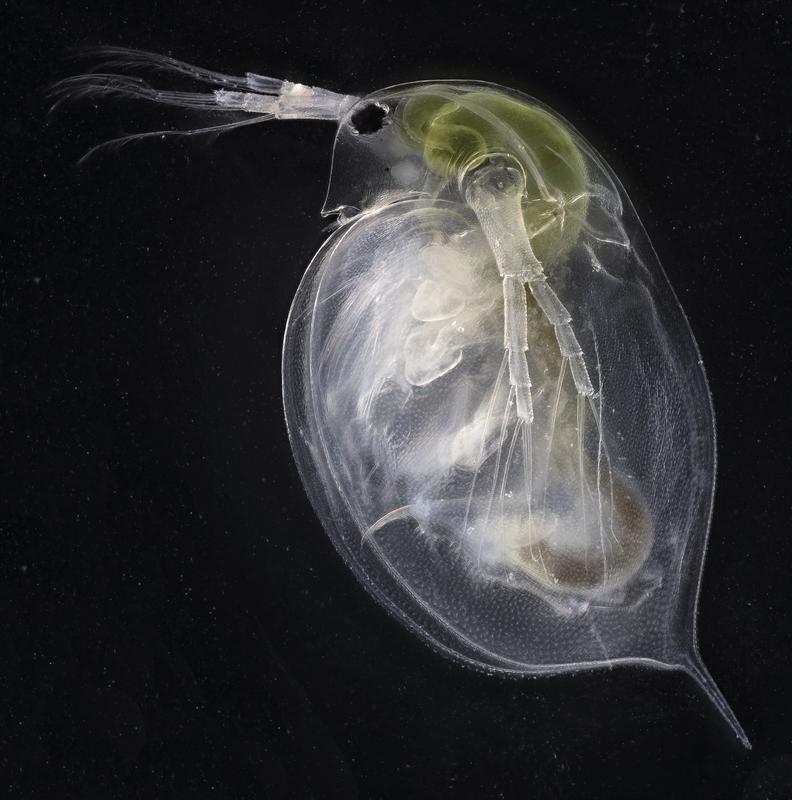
[50,47,357,162]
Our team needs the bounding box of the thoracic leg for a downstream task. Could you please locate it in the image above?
[463,157,541,423]
[528,277,593,397]
[463,154,593,411]
[502,276,533,422]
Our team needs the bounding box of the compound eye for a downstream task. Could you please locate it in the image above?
[350,103,389,135]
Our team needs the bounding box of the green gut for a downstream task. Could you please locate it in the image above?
[398,90,589,264]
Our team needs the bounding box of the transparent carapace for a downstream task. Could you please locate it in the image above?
[55,51,749,746]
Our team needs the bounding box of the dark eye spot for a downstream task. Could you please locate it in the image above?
[350,103,388,135]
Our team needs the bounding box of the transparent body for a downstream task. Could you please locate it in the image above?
[284,82,748,746]
[57,54,748,746]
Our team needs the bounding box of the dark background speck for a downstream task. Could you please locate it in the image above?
[2,2,791,798]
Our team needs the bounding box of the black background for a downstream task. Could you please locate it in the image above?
[3,2,791,798]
